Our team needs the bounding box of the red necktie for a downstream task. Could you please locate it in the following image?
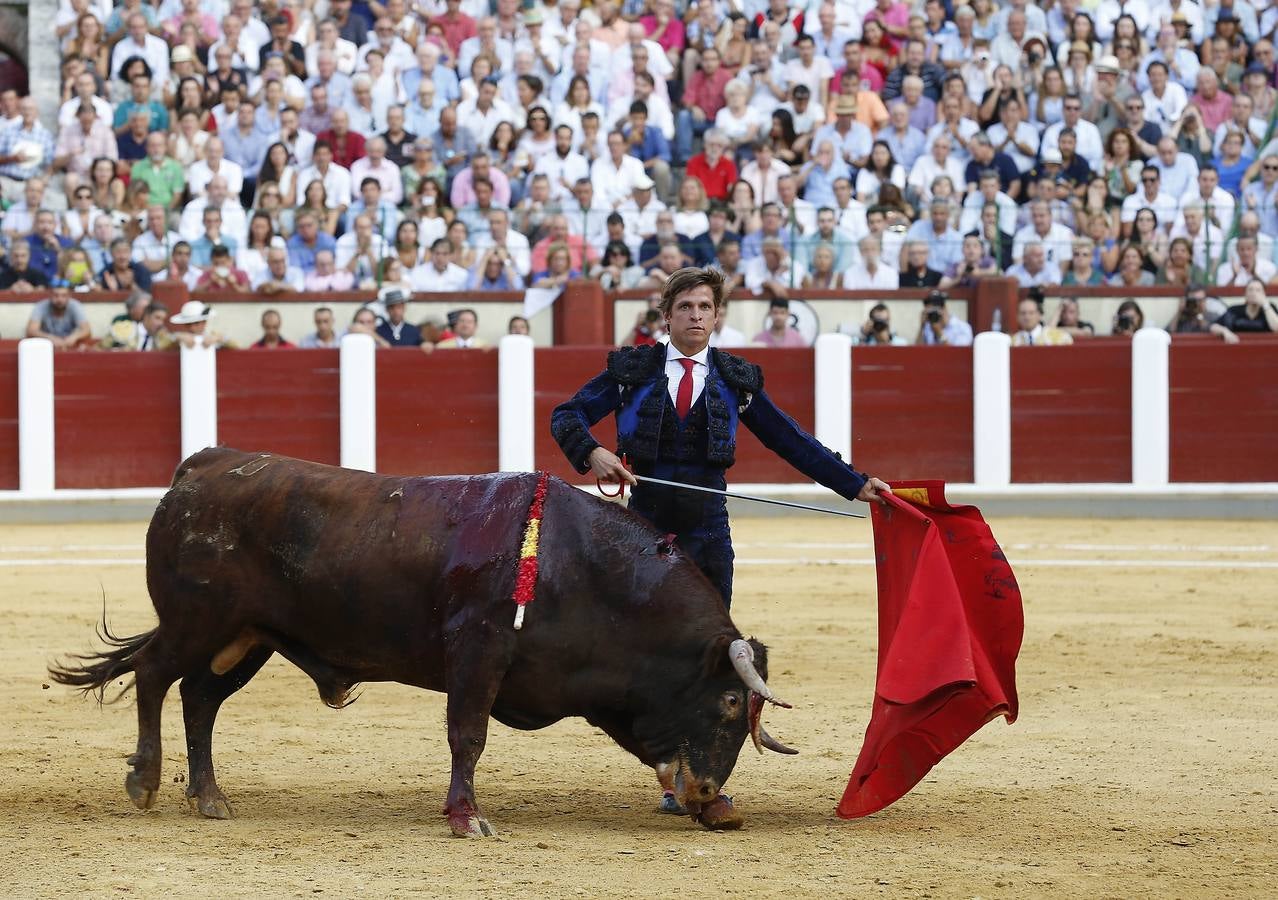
[675,358,696,419]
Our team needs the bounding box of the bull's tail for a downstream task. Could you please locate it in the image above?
[48,611,156,703]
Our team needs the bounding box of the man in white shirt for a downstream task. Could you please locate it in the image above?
[411,238,471,292]
[907,134,966,205]
[775,174,817,236]
[1142,61,1189,130]
[1120,165,1178,235]
[455,77,516,147]
[562,178,611,249]
[591,130,648,207]
[1215,235,1278,287]
[743,238,795,295]
[535,126,590,201]
[986,98,1040,175]
[1040,96,1105,170]
[925,94,980,168]
[356,16,415,76]
[617,177,667,244]
[1006,243,1060,288]
[1168,201,1224,269]
[187,136,245,199]
[297,141,354,212]
[131,205,182,275]
[334,213,390,273]
[58,72,113,129]
[843,235,899,288]
[1150,135,1199,199]
[252,246,307,292]
[1012,201,1076,270]
[1176,165,1235,229]
[111,14,170,82]
[472,209,533,278]
[178,177,248,246]
[349,137,403,206]
[960,171,1019,234]
[1095,0,1151,41]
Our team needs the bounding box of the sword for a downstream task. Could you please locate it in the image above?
[600,472,867,519]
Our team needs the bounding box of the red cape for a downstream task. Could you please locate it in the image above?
[838,482,1023,819]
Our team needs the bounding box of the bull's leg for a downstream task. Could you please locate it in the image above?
[124,641,183,810]
[442,638,511,838]
[180,647,274,820]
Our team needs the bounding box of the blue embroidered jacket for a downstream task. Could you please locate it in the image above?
[550,343,868,504]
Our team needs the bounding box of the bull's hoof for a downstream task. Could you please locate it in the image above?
[694,795,744,831]
[449,813,498,838]
[658,792,687,815]
[125,771,157,810]
[186,787,234,820]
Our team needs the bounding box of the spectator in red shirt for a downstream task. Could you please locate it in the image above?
[676,46,734,165]
[251,309,294,348]
[317,109,367,170]
[194,244,251,291]
[431,0,477,57]
[685,129,738,201]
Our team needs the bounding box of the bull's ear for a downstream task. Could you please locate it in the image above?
[746,638,769,682]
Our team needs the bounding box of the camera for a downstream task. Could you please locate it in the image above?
[926,309,942,324]
[1027,51,1042,65]
[1184,297,1201,314]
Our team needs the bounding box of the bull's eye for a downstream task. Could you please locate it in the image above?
[720,691,744,717]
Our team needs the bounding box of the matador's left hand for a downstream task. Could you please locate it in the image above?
[856,477,892,505]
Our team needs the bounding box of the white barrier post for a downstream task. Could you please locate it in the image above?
[498,334,536,472]
[340,332,377,472]
[814,332,853,462]
[973,331,1012,487]
[180,342,218,459]
[1131,327,1170,486]
[17,338,55,493]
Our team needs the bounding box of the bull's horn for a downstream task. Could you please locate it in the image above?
[757,725,799,755]
[729,639,791,708]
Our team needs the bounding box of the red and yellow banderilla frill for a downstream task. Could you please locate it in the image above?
[512,472,550,630]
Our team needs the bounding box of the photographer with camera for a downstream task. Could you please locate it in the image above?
[916,289,973,346]
[856,302,908,346]
[1111,300,1144,337]
[1169,284,1236,342]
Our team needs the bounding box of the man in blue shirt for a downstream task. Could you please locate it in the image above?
[221,102,271,205]
[623,101,672,203]
[286,211,337,274]
[26,211,73,280]
[112,74,168,135]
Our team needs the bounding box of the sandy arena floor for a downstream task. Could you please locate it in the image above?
[0,514,1275,898]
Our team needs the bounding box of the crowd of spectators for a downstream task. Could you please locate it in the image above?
[2,0,1278,347]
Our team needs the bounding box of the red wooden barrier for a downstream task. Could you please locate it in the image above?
[1012,344,1132,483]
[852,346,974,483]
[53,353,181,488]
[376,349,499,476]
[0,350,18,490]
[532,347,617,483]
[1170,343,1278,483]
[217,350,341,465]
[732,348,816,482]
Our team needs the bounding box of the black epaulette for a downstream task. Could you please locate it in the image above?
[712,349,764,393]
[606,344,665,385]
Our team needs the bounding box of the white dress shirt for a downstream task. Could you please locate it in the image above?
[664,343,708,408]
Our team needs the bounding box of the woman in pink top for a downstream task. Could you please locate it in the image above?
[753,299,809,347]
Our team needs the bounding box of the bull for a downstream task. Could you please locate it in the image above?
[51,448,796,836]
